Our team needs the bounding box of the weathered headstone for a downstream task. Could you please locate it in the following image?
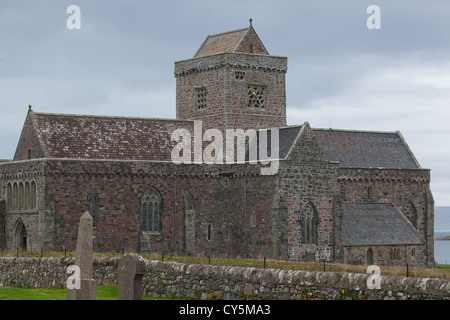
[118,253,146,300]
[66,211,96,300]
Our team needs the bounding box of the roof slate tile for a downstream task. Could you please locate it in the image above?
[342,203,424,246]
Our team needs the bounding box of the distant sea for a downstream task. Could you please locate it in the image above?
[433,207,450,265]
[434,231,450,265]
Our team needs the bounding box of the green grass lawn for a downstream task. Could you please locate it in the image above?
[0,283,156,300]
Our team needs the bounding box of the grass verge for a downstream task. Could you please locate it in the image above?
[0,283,158,300]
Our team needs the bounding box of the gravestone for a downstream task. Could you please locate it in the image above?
[118,253,146,300]
[66,211,96,300]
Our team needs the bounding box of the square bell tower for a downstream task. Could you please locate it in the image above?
[174,20,287,132]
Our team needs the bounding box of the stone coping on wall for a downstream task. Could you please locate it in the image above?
[0,257,449,300]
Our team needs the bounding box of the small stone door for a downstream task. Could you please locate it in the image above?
[16,220,27,251]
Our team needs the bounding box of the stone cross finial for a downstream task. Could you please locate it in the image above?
[249,18,253,27]
[66,211,96,300]
[118,253,146,300]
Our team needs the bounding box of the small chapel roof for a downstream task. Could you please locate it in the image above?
[193,20,269,58]
[341,203,425,246]
[312,129,421,169]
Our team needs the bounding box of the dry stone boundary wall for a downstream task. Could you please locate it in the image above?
[0,257,449,300]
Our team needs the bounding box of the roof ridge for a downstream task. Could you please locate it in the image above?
[312,127,399,134]
[232,27,251,52]
[343,202,393,206]
[193,26,250,58]
[241,25,269,55]
[395,130,422,169]
[276,124,303,130]
[29,110,50,158]
[33,112,195,123]
[206,27,249,39]
[392,204,426,242]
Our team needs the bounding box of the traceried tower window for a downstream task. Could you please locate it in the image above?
[247,85,266,108]
[195,87,208,110]
[141,189,161,232]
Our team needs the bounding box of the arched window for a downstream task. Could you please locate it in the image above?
[367,248,374,265]
[207,224,212,241]
[13,182,18,211]
[366,186,373,201]
[18,182,24,210]
[89,194,99,228]
[250,211,256,228]
[141,189,161,232]
[391,247,401,260]
[301,202,317,245]
[7,183,12,211]
[25,181,30,210]
[395,248,401,260]
[403,201,418,228]
[30,181,36,209]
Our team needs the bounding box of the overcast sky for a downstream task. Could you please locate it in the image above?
[1,0,449,205]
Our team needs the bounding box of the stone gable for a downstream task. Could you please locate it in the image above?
[194,24,268,58]
[15,111,195,162]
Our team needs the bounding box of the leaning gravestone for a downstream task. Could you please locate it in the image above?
[66,211,96,300]
[118,253,146,300]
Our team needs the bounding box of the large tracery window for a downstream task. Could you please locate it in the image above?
[141,189,161,233]
[301,202,317,245]
[247,85,266,108]
[403,201,418,229]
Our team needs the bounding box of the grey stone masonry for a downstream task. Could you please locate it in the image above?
[118,253,146,300]
[66,211,96,300]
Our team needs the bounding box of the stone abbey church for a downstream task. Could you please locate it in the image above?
[0,23,435,266]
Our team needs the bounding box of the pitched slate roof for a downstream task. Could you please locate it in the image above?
[193,26,269,58]
[245,125,303,161]
[312,129,420,169]
[30,112,193,161]
[341,203,425,246]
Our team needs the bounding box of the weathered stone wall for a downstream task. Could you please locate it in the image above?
[13,110,47,161]
[278,124,340,262]
[339,168,431,236]
[0,257,117,289]
[0,158,279,259]
[338,167,435,265]
[0,160,47,252]
[0,257,449,300]
[343,244,427,267]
